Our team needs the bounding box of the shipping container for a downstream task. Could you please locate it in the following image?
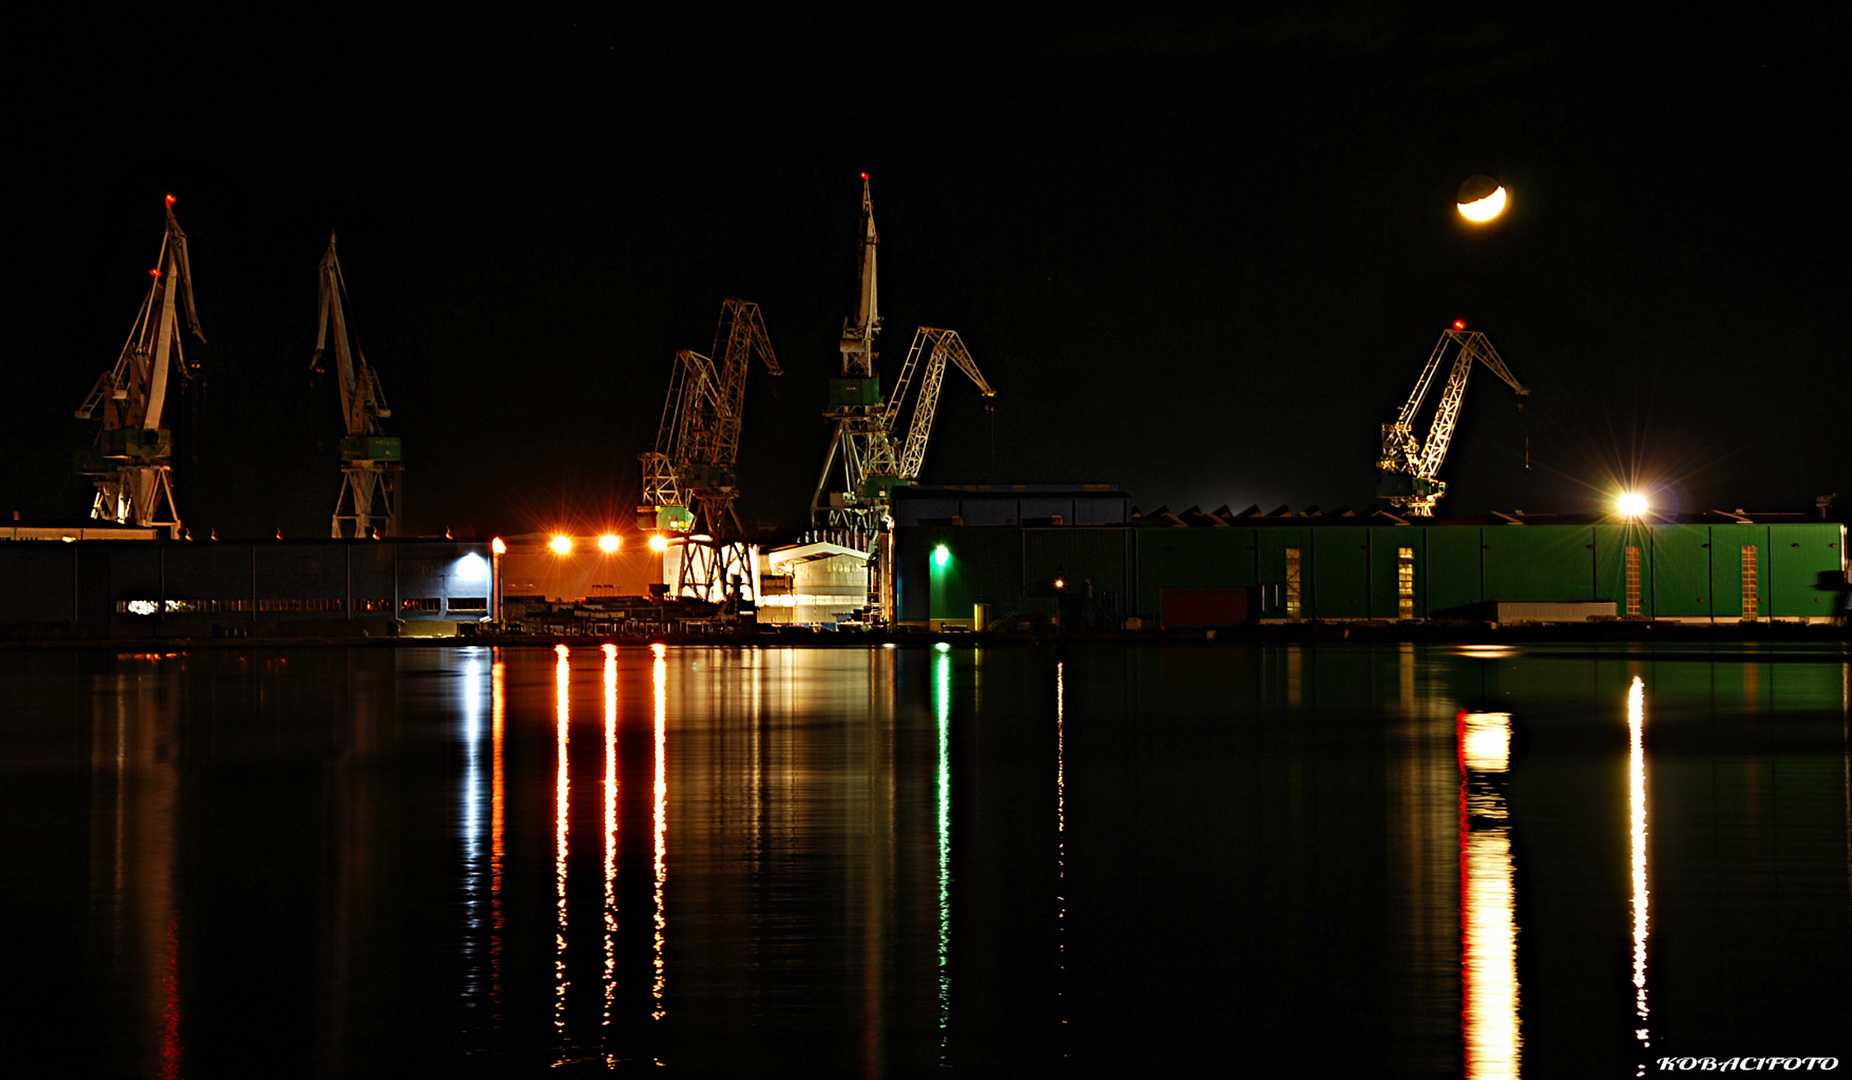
[1159,586,1254,628]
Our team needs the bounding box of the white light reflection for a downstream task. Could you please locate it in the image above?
[935,649,953,1053]
[1629,676,1652,1067]
[1458,710,1520,1080]
[460,654,487,1015]
[652,642,668,1023]
[602,644,619,1037]
[555,644,571,1056]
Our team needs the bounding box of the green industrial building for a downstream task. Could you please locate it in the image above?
[893,495,1847,629]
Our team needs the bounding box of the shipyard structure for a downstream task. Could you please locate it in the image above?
[889,487,1848,630]
[3,491,1843,639]
[0,532,494,639]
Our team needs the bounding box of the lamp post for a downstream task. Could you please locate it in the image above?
[491,537,506,625]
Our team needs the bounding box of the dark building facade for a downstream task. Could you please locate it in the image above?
[1,538,494,639]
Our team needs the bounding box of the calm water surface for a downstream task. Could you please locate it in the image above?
[3,642,1848,1077]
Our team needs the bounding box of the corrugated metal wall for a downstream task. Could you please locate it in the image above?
[1,540,494,637]
[1651,525,1711,618]
[893,521,1846,624]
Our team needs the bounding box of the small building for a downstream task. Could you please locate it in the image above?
[498,532,659,603]
[757,541,871,626]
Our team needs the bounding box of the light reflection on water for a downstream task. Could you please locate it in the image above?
[1458,709,1519,1079]
[1630,675,1653,1076]
[553,644,570,1055]
[2,642,1849,1077]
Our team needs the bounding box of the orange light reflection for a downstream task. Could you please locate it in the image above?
[555,644,571,1055]
[491,656,506,1017]
[651,642,668,1021]
[603,644,619,1033]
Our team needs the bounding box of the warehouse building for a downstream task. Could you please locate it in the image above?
[892,497,1847,629]
[0,537,495,639]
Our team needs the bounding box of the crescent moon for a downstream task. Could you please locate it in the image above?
[1457,185,1508,223]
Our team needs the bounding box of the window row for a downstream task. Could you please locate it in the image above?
[114,597,487,615]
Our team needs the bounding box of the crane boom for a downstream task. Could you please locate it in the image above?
[639,299,779,539]
[1377,326,1528,516]
[890,327,995,483]
[75,196,207,535]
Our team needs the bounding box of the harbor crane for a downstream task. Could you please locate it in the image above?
[866,325,995,489]
[75,195,207,537]
[639,298,781,600]
[1376,322,1529,516]
[810,176,996,536]
[311,233,401,538]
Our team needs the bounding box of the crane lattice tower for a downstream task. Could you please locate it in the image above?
[74,196,207,538]
[312,233,402,538]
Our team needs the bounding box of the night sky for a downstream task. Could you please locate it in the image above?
[9,7,1847,540]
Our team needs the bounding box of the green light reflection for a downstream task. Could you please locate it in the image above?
[934,650,952,1052]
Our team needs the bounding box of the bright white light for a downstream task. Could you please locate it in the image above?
[598,534,620,553]
[648,535,669,553]
[1617,492,1649,517]
[550,535,573,554]
[456,552,490,581]
[491,537,507,555]
[932,545,950,568]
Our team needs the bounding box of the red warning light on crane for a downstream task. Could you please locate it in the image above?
[149,268,162,278]
[860,172,868,180]
[1452,319,1467,331]
[164,194,176,206]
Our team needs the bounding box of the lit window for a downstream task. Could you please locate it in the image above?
[1285,548,1302,619]
[1625,546,1641,617]
[1397,547,1415,620]
[1741,546,1758,620]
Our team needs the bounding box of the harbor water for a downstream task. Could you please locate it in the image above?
[3,642,1848,1077]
